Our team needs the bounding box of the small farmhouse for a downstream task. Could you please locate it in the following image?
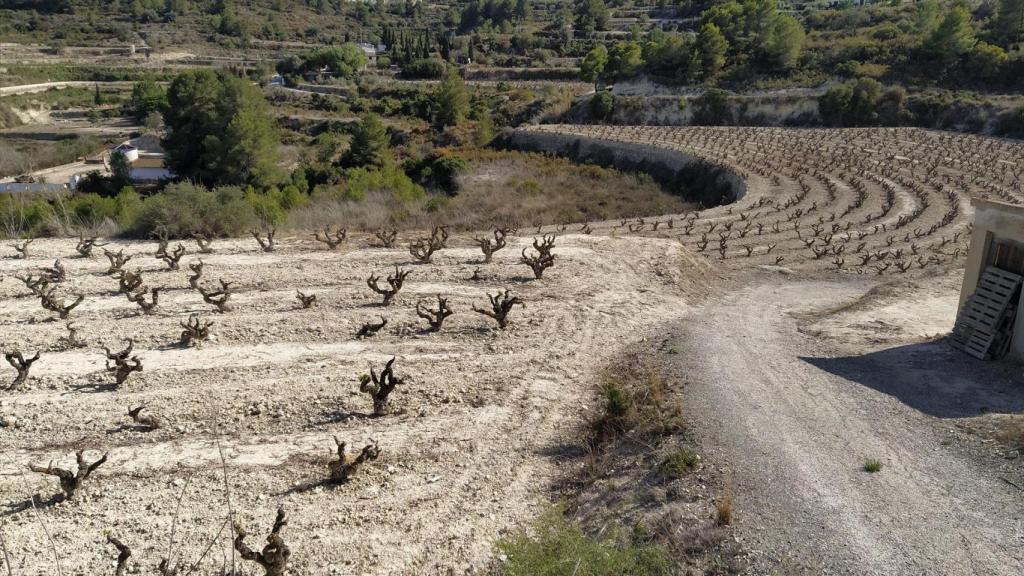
[952,198,1024,360]
[111,142,139,162]
[128,155,173,182]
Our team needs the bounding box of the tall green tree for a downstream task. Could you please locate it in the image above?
[697,23,728,79]
[342,113,390,169]
[575,0,610,33]
[763,14,804,69]
[580,44,608,89]
[914,0,941,34]
[130,78,167,122]
[922,7,976,63]
[203,78,281,187]
[162,70,280,188]
[606,42,643,81]
[109,151,132,190]
[432,69,470,128]
[994,0,1024,43]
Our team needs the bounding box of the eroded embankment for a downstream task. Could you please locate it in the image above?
[501,128,746,208]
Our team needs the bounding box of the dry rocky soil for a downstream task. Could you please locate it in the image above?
[2,125,1024,575]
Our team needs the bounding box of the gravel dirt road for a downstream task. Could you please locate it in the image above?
[677,272,1024,575]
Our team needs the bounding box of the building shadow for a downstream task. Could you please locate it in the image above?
[801,340,1024,418]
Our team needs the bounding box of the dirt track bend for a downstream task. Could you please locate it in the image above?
[675,276,1024,575]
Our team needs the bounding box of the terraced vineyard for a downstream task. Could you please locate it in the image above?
[520,125,1024,275]
[3,125,1023,574]
[0,232,711,574]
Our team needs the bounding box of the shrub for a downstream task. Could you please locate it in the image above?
[863,459,883,473]
[131,182,257,238]
[592,355,683,444]
[246,188,288,227]
[497,506,672,576]
[401,58,448,79]
[590,91,616,121]
[0,195,53,238]
[716,494,733,526]
[660,448,701,479]
[405,152,468,194]
[65,193,119,228]
[691,89,732,125]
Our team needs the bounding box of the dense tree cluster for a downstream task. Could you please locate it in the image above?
[579,0,803,87]
[162,69,281,188]
[276,44,368,83]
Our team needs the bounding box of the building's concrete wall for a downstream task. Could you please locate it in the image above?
[959,198,1024,359]
[129,167,173,181]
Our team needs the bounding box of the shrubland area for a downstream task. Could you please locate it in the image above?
[1,0,1023,574]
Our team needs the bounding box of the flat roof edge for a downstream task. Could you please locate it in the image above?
[971,197,1024,217]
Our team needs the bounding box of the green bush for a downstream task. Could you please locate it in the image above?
[338,164,425,203]
[590,91,616,121]
[401,58,449,79]
[691,88,732,125]
[405,152,468,194]
[0,195,53,238]
[131,182,257,238]
[660,448,701,479]
[65,193,119,228]
[497,506,671,576]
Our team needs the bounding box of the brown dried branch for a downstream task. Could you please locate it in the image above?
[103,248,132,275]
[328,438,380,483]
[472,289,524,329]
[28,449,108,501]
[408,226,448,263]
[11,238,33,259]
[40,288,84,319]
[367,266,409,306]
[158,243,186,270]
[75,235,107,258]
[374,228,398,248]
[41,259,67,283]
[15,273,49,296]
[104,340,142,386]
[5,350,40,390]
[127,405,162,430]
[154,237,169,260]
[295,291,317,309]
[192,233,214,254]
[313,227,347,250]
[179,314,214,347]
[126,286,160,315]
[234,508,290,576]
[58,322,87,349]
[415,295,453,332]
[117,269,144,295]
[106,535,131,576]
[474,228,508,263]
[251,228,276,253]
[187,260,204,290]
[520,235,555,279]
[359,357,403,416]
[198,279,233,313]
[355,316,388,339]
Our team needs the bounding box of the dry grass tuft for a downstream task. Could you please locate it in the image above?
[716,493,734,526]
[591,353,685,445]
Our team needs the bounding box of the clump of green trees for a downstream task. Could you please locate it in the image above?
[275,44,368,84]
[579,0,804,88]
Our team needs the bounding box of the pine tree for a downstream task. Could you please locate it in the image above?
[995,0,1024,43]
[343,113,390,168]
[697,23,728,80]
[432,69,469,128]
